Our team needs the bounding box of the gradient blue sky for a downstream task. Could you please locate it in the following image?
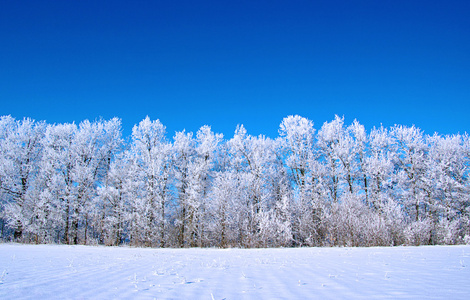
[1,0,469,138]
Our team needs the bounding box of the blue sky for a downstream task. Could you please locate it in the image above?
[1,0,469,138]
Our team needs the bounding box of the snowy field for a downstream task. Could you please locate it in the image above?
[0,244,469,299]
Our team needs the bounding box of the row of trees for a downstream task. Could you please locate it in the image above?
[1,115,469,247]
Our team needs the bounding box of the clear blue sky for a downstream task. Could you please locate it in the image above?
[1,0,469,138]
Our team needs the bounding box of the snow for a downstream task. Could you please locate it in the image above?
[0,244,469,299]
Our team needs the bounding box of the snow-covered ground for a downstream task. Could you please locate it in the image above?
[0,244,469,299]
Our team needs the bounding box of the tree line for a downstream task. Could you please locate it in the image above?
[1,115,469,247]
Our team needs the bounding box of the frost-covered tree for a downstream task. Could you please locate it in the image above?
[365,126,395,210]
[348,120,369,199]
[390,125,429,222]
[68,119,122,244]
[129,117,171,247]
[95,152,134,245]
[0,117,45,241]
[278,115,320,246]
[84,118,123,244]
[1,114,469,247]
[427,134,470,220]
[425,133,470,244]
[317,115,358,201]
[39,122,77,243]
[172,130,196,247]
[226,125,282,247]
[183,125,222,247]
[279,115,315,193]
[210,170,239,247]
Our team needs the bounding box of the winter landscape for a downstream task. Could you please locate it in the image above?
[2,1,470,299]
[1,114,470,298]
[1,243,469,299]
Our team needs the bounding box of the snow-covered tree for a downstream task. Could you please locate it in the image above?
[425,134,470,243]
[183,125,222,247]
[226,125,281,247]
[210,170,239,247]
[95,152,134,245]
[129,117,171,247]
[0,117,45,241]
[365,126,395,210]
[390,125,429,222]
[278,115,320,246]
[36,118,122,244]
[317,115,358,201]
[1,114,469,247]
[172,130,196,247]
